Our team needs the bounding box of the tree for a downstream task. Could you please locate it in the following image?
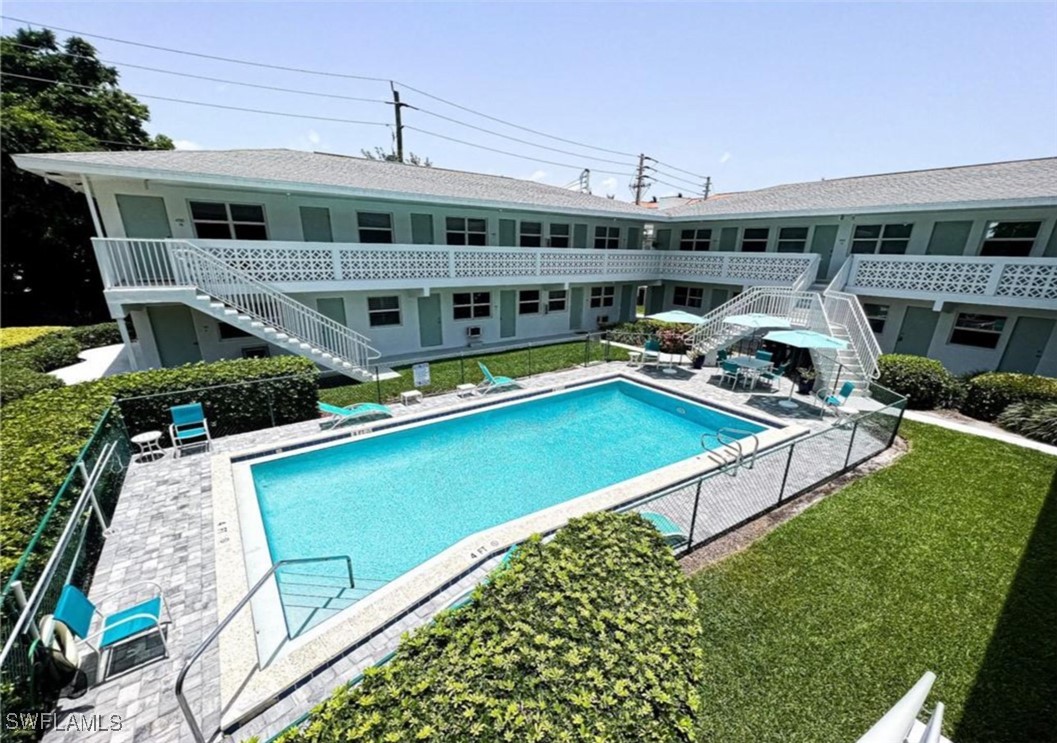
[360,145,432,167]
[1,28,173,325]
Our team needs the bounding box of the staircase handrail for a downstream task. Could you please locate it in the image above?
[824,256,882,380]
[168,241,381,369]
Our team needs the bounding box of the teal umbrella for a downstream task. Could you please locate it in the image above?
[645,310,706,325]
[763,330,849,408]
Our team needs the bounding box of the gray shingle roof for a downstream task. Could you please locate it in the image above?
[666,158,1057,218]
[15,148,653,217]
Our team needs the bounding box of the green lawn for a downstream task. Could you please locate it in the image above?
[319,338,629,407]
[690,420,1057,742]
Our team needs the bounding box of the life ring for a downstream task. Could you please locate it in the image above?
[38,614,80,672]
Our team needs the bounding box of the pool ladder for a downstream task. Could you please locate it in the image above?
[701,427,760,476]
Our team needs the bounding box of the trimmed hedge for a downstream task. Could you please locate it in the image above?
[0,355,319,583]
[876,354,964,410]
[996,401,1057,446]
[608,320,695,354]
[961,372,1057,422]
[281,511,703,743]
[0,323,125,405]
[0,326,69,350]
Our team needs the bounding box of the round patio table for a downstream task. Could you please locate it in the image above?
[131,430,164,461]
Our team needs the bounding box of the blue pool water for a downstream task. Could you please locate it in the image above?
[251,380,766,632]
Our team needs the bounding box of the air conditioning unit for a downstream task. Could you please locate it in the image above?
[596,315,610,326]
[466,326,482,339]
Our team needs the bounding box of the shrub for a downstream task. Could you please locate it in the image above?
[996,401,1057,446]
[3,333,83,373]
[0,326,69,350]
[0,364,64,403]
[66,321,123,349]
[876,354,964,410]
[608,319,695,352]
[962,372,1057,421]
[282,511,703,743]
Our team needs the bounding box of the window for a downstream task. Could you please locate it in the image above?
[672,285,704,308]
[850,223,913,254]
[594,226,620,250]
[863,303,889,334]
[190,201,267,240]
[446,217,487,246]
[549,223,570,248]
[218,322,251,339]
[518,289,541,314]
[741,227,769,252]
[950,313,1005,349]
[776,226,809,253]
[980,221,1040,257]
[589,286,615,308]
[453,292,491,319]
[519,222,543,247]
[357,212,393,244]
[678,228,711,251]
[547,289,567,312]
[367,296,401,327]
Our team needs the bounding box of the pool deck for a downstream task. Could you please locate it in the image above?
[42,362,860,743]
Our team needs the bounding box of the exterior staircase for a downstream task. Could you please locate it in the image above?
[95,238,381,381]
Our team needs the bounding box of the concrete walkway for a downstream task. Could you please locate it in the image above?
[903,409,1057,456]
[48,343,132,384]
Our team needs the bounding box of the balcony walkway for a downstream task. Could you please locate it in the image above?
[43,361,861,743]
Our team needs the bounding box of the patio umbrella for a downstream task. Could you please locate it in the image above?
[645,309,707,325]
[763,329,849,408]
[722,313,792,354]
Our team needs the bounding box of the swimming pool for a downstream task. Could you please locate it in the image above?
[248,379,768,635]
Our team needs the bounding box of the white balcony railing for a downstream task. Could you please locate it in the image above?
[838,253,1057,309]
[91,238,818,292]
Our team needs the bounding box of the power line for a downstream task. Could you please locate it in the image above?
[646,166,702,188]
[1,15,640,160]
[648,175,701,193]
[415,107,637,167]
[404,127,633,177]
[397,83,637,159]
[0,71,392,128]
[649,157,708,180]
[4,40,390,105]
[1,15,391,83]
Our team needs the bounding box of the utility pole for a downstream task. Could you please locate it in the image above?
[632,153,647,205]
[388,83,410,163]
[703,176,712,200]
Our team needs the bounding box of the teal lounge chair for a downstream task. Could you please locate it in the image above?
[169,403,211,457]
[640,511,689,549]
[477,362,520,394]
[818,381,856,417]
[52,583,172,666]
[318,401,392,429]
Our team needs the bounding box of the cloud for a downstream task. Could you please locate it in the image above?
[526,169,547,182]
[173,139,202,150]
[599,176,618,194]
[719,152,732,164]
[307,129,321,145]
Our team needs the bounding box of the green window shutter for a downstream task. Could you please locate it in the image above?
[410,213,434,244]
[499,219,516,246]
[1043,225,1057,257]
[926,221,972,256]
[573,224,588,249]
[626,227,642,250]
[719,227,738,251]
[299,206,333,242]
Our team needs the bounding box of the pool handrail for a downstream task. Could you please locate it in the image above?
[174,554,354,743]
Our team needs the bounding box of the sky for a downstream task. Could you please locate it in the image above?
[4,1,1056,202]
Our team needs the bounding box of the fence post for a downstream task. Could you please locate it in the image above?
[528,343,533,378]
[460,355,465,386]
[583,334,589,367]
[686,479,703,550]
[887,405,906,449]
[777,442,795,503]
[375,365,382,404]
[267,388,276,428]
[604,334,611,363]
[844,419,859,470]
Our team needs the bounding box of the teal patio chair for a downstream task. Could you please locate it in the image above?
[818,381,856,416]
[640,511,689,549]
[716,349,730,363]
[757,363,790,392]
[318,401,392,429]
[52,583,172,669]
[477,362,520,394]
[168,402,211,456]
[755,349,773,362]
[719,360,743,388]
[643,337,662,367]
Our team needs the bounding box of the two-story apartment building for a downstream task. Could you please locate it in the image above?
[12,149,1057,382]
